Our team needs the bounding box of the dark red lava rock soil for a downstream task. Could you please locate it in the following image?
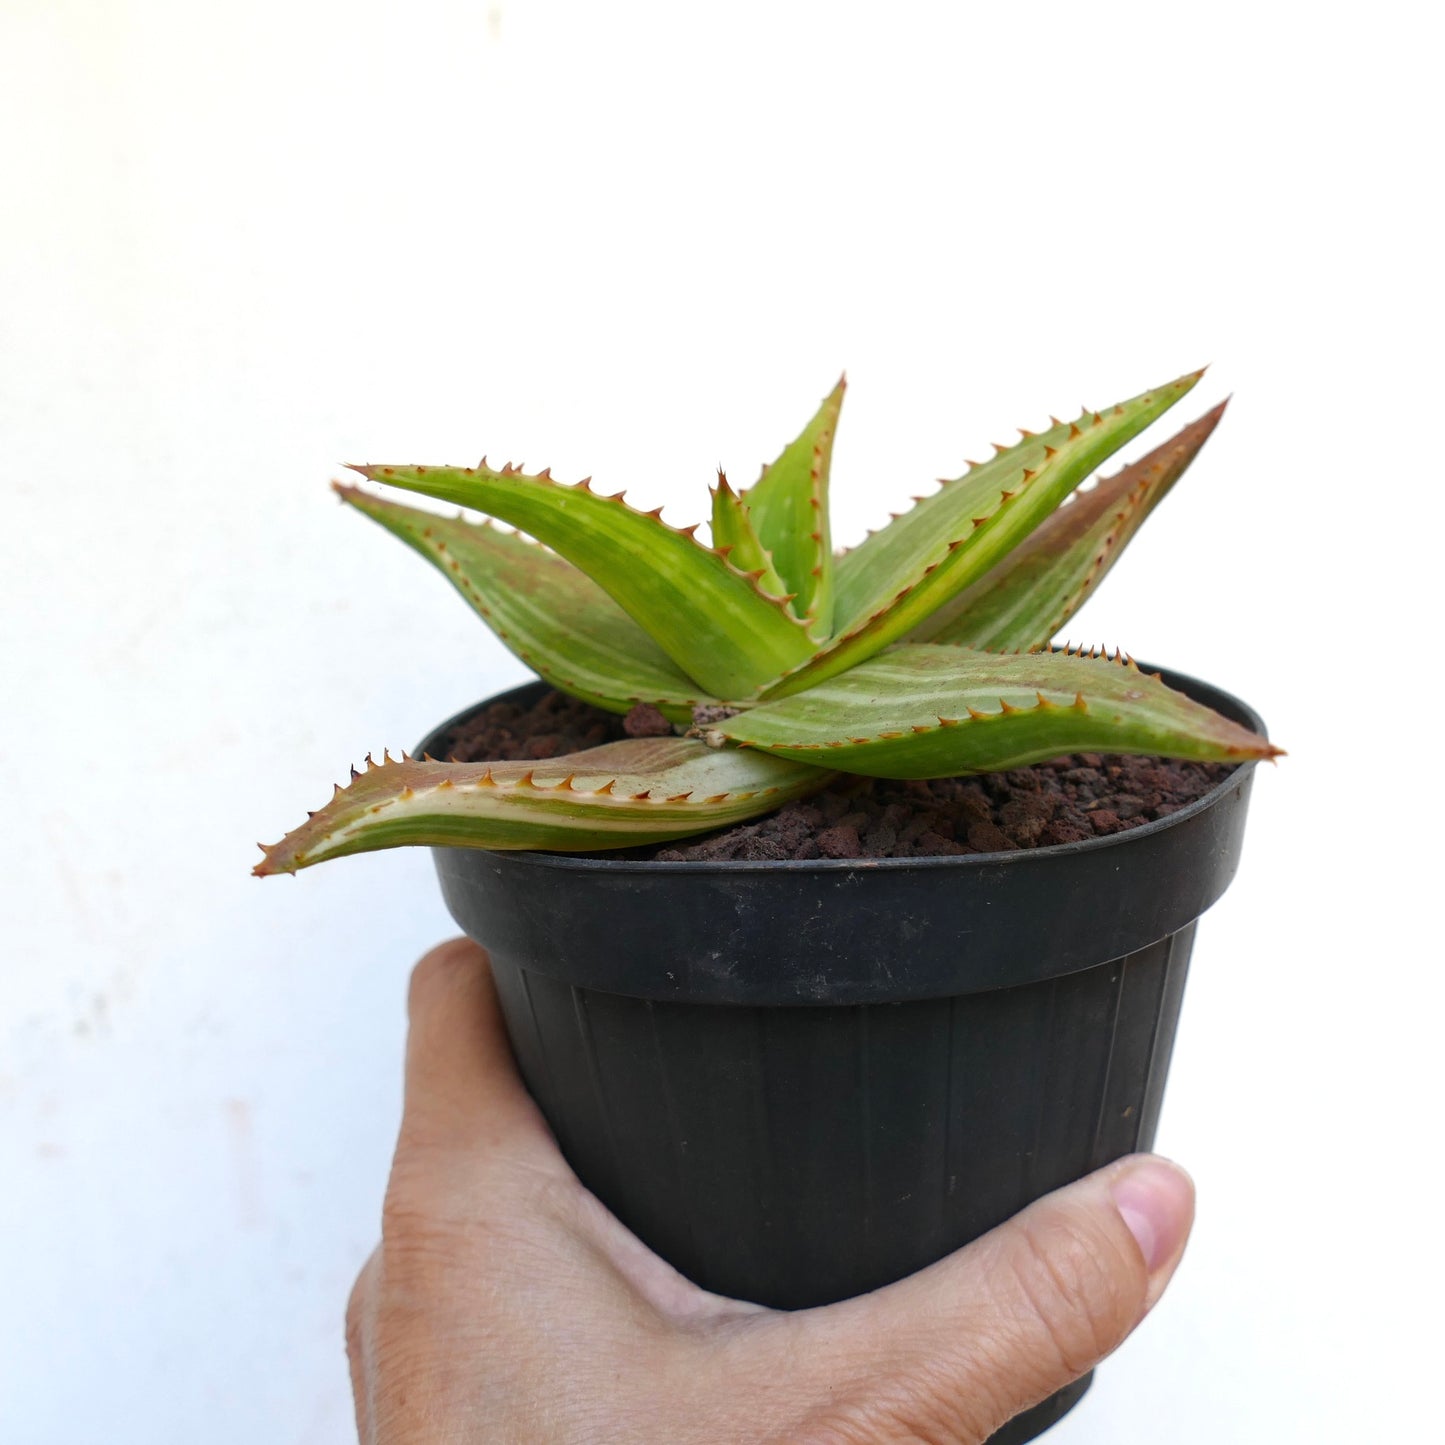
[438,688,1233,862]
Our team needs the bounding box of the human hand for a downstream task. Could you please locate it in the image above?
[346,939,1195,1444]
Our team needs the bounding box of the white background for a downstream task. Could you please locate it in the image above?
[2,2,1439,1440]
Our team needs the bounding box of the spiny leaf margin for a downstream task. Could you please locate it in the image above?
[709,470,792,605]
[719,642,1279,779]
[347,460,816,699]
[765,370,1205,697]
[336,483,716,721]
[254,738,834,872]
[740,376,846,633]
[915,401,1229,651]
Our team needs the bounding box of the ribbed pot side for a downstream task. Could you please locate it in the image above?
[423,671,1264,1445]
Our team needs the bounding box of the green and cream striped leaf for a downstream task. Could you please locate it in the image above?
[709,471,791,603]
[740,377,846,633]
[718,643,1278,779]
[348,461,817,699]
[254,739,834,872]
[336,484,717,721]
[762,371,1205,699]
[915,403,1228,651]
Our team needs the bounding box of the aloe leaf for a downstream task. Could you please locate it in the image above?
[740,376,846,633]
[347,461,816,699]
[766,370,1204,699]
[336,484,716,722]
[255,738,834,873]
[915,403,1228,650]
[717,643,1278,779]
[709,471,791,602]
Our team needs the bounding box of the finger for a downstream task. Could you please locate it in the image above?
[398,938,560,1170]
[345,1249,380,1445]
[794,1155,1194,1442]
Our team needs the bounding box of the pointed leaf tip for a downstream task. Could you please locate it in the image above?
[727,645,1274,779]
[256,740,834,869]
[738,378,846,633]
[338,483,719,718]
[353,460,815,695]
[813,369,1206,696]
[915,399,1230,652]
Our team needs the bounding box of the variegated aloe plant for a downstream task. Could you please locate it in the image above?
[256,369,1277,874]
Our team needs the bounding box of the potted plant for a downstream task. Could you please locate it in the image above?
[258,368,1276,1444]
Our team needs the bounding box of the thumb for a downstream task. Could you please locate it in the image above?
[796,1155,1194,1442]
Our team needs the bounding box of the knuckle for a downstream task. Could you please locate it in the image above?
[380,1172,444,1248]
[376,1203,459,1300]
[345,1252,377,1362]
[1007,1209,1144,1375]
[885,1375,1002,1445]
[378,1159,512,1286]
[379,1153,459,1259]
[788,1367,1001,1445]
[406,938,480,1020]
[393,1103,458,1162]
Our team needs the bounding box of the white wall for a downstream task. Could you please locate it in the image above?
[2,2,1437,1440]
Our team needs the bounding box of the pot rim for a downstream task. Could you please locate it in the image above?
[418,663,1268,876]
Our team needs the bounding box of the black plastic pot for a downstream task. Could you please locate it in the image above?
[420,669,1264,1445]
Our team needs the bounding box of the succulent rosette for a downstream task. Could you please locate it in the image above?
[258,369,1276,874]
